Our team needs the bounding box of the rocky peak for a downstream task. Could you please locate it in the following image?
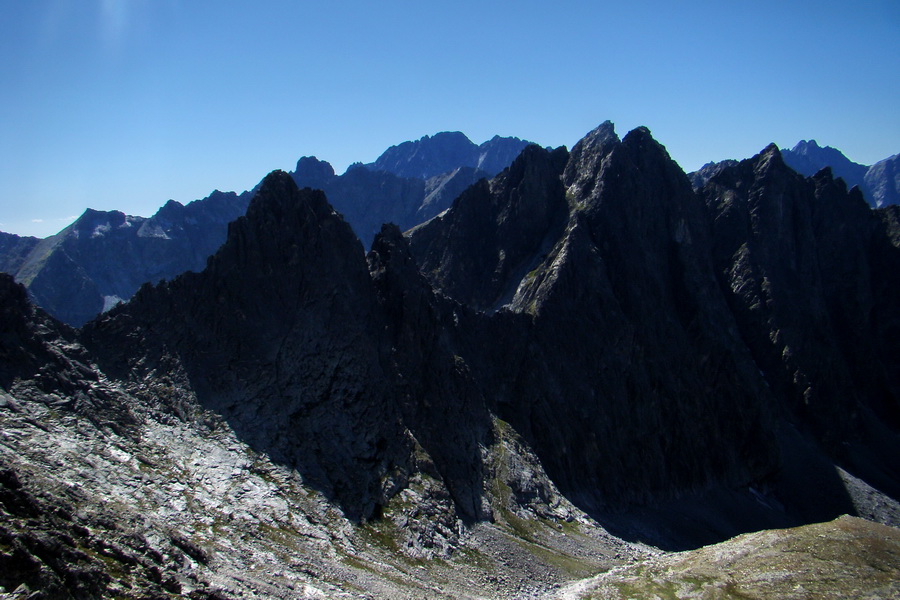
[700,145,900,460]
[1,186,252,327]
[292,155,336,189]
[408,123,781,510]
[688,159,740,190]
[475,135,536,176]
[408,143,570,311]
[790,139,821,154]
[781,139,870,199]
[368,223,419,288]
[369,132,478,180]
[85,171,405,520]
[69,208,136,237]
[367,131,532,180]
[562,120,619,198]
[0,232,40,276]
[618,125,695,196]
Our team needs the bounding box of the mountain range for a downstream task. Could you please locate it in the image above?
[0,121,898,598]
[2,131,896,329]
[689,139,900,210]
[772,139,898,207]
[0,133,530,327]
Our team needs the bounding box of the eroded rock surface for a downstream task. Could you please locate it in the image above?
[1,122,899,598]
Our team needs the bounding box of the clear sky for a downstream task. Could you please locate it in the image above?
[1,1,898,238]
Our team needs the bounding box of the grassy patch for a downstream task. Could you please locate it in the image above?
[509,533,595,579]
[357,520,400,553]
[452,545,494,571]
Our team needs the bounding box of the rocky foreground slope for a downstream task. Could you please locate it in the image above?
[1,122,899,598]
[559,515,900,599]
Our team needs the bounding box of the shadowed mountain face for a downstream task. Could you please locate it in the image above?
[780,140,899,208]
[291,132,533,249]
[292,157,487,249]
[0,233,39,276]
[781,140,870,192]
[701,152,900,498]
[79,124,900,529]
[81,176,412,520]
[2,191,251,327]
[1,123,899,598]
[865,153,900,207]
[409,123,783,512]
[694,140,900,210]
[408,143,571,312]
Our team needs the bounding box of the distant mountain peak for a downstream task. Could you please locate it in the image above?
[581,120,619,148]
[293,156,336,189]
[781,139,871,204]
[791,139,821,153]
[365,131,533,180]
[429,131,473,143]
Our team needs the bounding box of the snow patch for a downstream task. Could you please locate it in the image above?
[92,223,111,238]
[137,222,171,239]
[102,295,124,313]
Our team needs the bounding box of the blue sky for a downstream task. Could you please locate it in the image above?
[1,1,898,238]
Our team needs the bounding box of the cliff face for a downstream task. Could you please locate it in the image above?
[1,122,899,598]
[82,174,409,521]
[701,151,900,497]
[408,144,570,312]
[409,122,782,511]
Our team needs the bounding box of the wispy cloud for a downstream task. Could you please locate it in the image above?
[31,218,44,223]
